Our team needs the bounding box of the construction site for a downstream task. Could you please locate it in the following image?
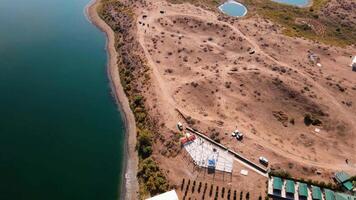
[171,122,356,200]
[96,0,356,199]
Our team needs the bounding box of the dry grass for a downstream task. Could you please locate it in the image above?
[168,0,356,46]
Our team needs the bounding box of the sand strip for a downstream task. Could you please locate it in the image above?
[86,1,139,199]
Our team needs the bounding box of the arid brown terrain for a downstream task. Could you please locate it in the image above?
[99,0,355,198]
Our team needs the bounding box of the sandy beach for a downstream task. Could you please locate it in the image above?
[86,0,139,199]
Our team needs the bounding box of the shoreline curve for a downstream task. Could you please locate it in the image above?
[86,0,139,199]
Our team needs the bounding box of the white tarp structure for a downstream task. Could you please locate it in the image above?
[184,136,233,173]
[146,190,179,200]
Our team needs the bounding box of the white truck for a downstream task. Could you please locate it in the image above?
[259,156,269,166]
[177,122,183,131]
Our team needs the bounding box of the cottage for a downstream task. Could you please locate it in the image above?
[273,177,283,196]
[334,171,354,191]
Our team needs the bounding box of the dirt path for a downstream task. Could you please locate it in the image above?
[134,1,355,174]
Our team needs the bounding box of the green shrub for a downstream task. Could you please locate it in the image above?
[137,129,153,159]
[269,169,292,178]
[138,158,169,195]
[304,113,322,126]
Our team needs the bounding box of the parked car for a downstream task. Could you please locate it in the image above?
[177,122,183,131]
[259,156,269,166]
[232,129,243,140]
[236,132,243,140]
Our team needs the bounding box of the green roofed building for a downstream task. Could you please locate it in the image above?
[273,177,283,191]
[324,189,335,200]
[342,181,353,191]
[335,192,355,200]
[312,186,322,200]
[335,171,354,191]
[286,180,295,194]
[298,183,308,197]
[335,172,351,183]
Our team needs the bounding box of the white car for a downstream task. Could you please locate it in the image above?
[177,122,183,131]
[259,156,269,166]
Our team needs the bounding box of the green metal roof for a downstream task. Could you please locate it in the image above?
[273,177,283,190]
[324,189,335,200]
[335,193,351,200]
[286,180,295,194]
[335,171,351,183]
[298,183,308,197]
[342,181,353,191]
[312,186,322,200]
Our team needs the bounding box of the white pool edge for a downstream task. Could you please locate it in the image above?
[271,0,311,7]
[218,0,248,17]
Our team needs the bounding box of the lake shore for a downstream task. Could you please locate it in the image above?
[86,0,139,199]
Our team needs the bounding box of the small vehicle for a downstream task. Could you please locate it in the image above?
[232,129,243,140]
[177,122,183,131]
[236,132,243,140]
[259,156,269,166]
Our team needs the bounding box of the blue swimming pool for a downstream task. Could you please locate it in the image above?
[219,1,247,17]
[272,0,310,7]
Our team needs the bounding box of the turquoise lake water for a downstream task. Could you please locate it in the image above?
[272,0,310,7]
[0,0,125,199]
[219,2,248,17]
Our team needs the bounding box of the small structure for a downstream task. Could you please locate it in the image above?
[312,186,322,200]
[207,155,217,173]
[334,171,354,191]
[180,133,196,145]
[273,177,283,196]
[267,176,356,200]
[240,169,248,176]
[334,192,356,200]
[146,190,179,200]
[285,180,295,199]
[324,189,335,200]
[351,56,356,72]
[298,183,308,200]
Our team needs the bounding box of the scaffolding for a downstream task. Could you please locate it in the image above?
[184,137,233,173]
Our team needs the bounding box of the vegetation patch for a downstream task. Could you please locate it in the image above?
[168,0,356,46]
[97,0,169,198]
[304,113,322,126]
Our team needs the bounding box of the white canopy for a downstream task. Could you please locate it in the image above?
[146,190,179,200]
